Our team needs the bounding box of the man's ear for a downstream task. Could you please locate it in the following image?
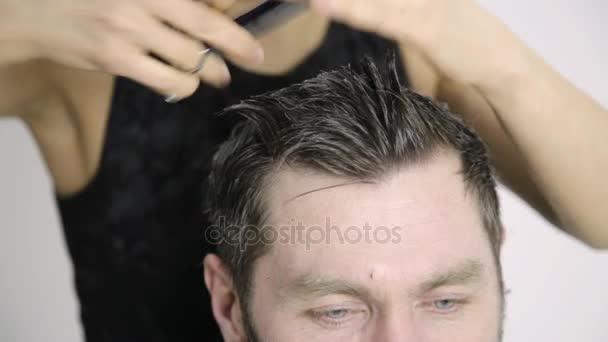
[204,254,248,342]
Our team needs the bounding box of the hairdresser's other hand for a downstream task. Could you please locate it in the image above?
[308,0,529,86]
[1,0,264,99]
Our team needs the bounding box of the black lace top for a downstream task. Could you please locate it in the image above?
[56,21,409,342]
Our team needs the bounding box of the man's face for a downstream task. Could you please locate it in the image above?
[214,152,504,341]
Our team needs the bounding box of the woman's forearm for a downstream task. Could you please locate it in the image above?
[305,0,607,248]
[477,49,608,248]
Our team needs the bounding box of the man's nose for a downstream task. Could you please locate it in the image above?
[370,312,424,342]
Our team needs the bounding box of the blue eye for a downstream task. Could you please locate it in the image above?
[426,297,469,314]
[309,305,368,329]
[325,309,349,319]
[433,299,457,311]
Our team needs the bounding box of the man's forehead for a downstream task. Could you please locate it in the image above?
[257,152,493,284]
[264,152,468,222]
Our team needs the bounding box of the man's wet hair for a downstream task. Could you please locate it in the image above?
[206,53,503,308]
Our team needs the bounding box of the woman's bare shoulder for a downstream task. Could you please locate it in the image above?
[26,61,115,196]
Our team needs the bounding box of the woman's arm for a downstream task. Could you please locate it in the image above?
[1,0,265,194]
[1,0,265,117]
[402,44,561,226]
[311,0,608,249]
[0,60,54,119]
[0,0,52,118]
[470,49,608,249]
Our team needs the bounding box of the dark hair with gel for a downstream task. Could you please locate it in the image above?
[206,53,503,310]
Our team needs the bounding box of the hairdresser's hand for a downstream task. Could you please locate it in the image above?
[308,0,529,86]
[1,0,263,99]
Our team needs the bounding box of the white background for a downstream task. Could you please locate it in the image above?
[1,1,607,341]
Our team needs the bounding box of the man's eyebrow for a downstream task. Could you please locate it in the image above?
[280,259,486,303]
[282,274,373,302]
[414,259,486,296]
[283,180,374,205]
